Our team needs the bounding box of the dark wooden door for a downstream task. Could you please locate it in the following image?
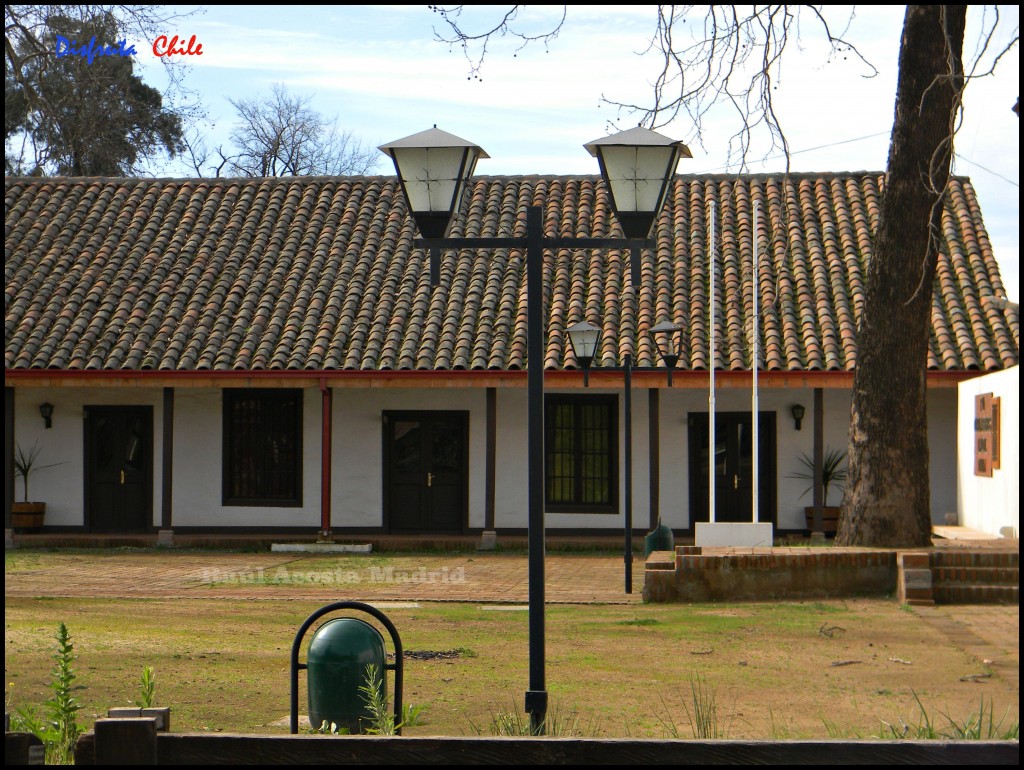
[85,406,153,532]
[384,412,467,533]
[689,412,776,525]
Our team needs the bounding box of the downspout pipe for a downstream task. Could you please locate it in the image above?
[320,379,332,540]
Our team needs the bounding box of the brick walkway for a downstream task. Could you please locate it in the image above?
[3,550,645,604]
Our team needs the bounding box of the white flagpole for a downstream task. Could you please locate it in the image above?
[709,200,716,525]
[752,200,760,524]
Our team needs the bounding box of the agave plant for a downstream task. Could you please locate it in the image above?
[791,448,848,507]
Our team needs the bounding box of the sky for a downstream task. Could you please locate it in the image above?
[137,4,1019,301]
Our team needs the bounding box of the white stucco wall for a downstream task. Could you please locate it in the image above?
[330,388,487,529]
[11,381,962,532]
[175,387,488,529]
[11,387,164,526]
[494,386,652,531]
[957,366,1019,538]
[173,388,323,527]
[490,384,959,531]
[497,386,856,531]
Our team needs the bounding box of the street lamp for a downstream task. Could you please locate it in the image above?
[568,319,682,593]
[566,320,601,387]
[378,125,488,239]
[650,321,683,386]
[584,126,692,239]
[380,125,687,734]
[567,320,636,594]
[378,126,489,284]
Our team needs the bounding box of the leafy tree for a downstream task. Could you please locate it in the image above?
[5,4,193,175]
[431,5,1018,547]
[203,83,378,177]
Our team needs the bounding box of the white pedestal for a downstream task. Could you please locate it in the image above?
[695,522,774,547]
[271,543,372,553]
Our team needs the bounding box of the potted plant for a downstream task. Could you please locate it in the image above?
[790,448,848,534]
[11,441,64,529]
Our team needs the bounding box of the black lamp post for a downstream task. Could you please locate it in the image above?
[567,321,635,594]
[380,125,688,734]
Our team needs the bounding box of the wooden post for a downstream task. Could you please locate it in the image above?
[485,387,496,531]
[813,387,824,532]
[5,387,13,535]
[5,732,45,765]
[320,381,332,538]
[161,388,174,529]
[93,718,157,765]
[648,389,659,529]
[108,707,172,732]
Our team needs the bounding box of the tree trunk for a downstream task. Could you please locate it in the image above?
[836,6,966,547]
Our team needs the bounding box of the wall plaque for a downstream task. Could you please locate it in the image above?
[973,393,1000,477]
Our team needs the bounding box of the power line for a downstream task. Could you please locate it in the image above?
[692,131,891,174]
[953,154,1020,187]
[691,130,1021,190]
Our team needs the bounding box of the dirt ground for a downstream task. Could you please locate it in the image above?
[4,549,1019,738]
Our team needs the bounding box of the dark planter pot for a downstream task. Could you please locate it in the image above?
[804,506,839,534]
[11,502,46,529]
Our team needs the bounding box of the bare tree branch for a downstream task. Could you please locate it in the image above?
[429,5,877,171]
[603,5,876,172]
[430,4,566,82]
[225,83,379,177]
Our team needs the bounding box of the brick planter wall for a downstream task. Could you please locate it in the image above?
[643,547,898,602]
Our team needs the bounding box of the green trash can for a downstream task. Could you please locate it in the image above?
[307,617,386,734]
[644,521,675,557]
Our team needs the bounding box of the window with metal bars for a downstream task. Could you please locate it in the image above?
[545,394,617,512]
[222,389,302,506]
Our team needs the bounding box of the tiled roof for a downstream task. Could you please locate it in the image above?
[4,174,1019,373]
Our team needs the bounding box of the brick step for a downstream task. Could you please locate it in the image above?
[646,552,675,571]
[932,566,1020,586]
[933,584,1019,605]
[930,551,1018,569]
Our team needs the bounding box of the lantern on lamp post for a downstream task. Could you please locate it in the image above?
[378,125,488,239]
[584,126,692,239]
[651,321,683,386]
[566,320,602,387]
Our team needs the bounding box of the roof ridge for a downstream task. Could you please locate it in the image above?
[5,171,982,186]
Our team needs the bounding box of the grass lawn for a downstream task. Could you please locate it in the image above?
[4,591,1017,739]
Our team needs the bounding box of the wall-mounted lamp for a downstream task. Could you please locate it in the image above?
[567,320,601,388]
[39,402,54,429]
[790,403,805,431]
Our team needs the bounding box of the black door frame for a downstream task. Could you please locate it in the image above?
[687,410,777,529]
[382,410,469,534]
[83,405,154,533]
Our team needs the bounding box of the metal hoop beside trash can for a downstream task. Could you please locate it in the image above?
[290,601,404,735]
